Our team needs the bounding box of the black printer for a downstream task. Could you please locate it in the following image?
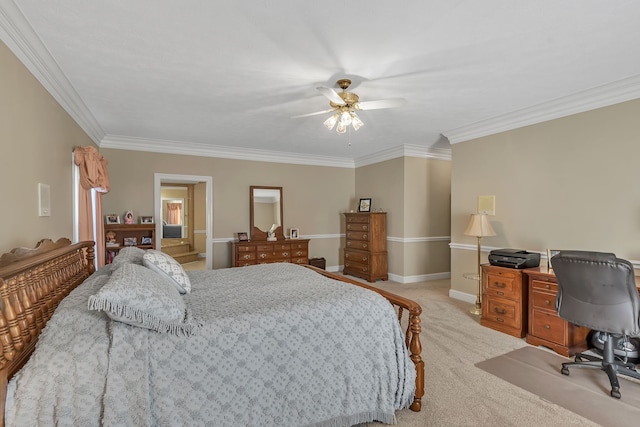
[488,249,540,269]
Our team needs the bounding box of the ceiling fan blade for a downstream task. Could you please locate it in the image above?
[316,86,345,105]
[357,98,406,110]
[291,108,336,119]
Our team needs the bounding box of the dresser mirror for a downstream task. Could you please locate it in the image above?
[250,186,284,240]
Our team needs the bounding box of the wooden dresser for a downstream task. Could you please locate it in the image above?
[525,267,590,357]
[480,265,527,338]
[231,239,309,267]
[343,212,388,282]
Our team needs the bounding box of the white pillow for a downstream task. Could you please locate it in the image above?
[142,249,191,294]
[88,263,197,335]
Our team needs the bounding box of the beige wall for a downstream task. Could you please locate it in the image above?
[101,148,355,269]
[356,157,452,279]
[0,41,94,252]
[450,98,640,299]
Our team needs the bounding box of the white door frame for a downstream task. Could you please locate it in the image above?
[154,173,213,269]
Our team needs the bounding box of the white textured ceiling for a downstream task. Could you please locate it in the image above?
[3,0,640,165]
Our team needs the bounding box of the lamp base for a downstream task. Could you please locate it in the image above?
[469,303,481,316]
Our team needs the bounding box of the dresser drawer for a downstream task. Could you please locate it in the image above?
[344,259,370,274]
[236,245,253,253]
[291,247,308,258]
[483,295,520,329]
[257,249,291,261]
[236,251,256,262]
[272,243,291,251]
[531,289,556,312]
[345,215,370,224]
[346,223,369,232]
[346,239,369,250]
[346,231,369,241]
[291,257,308,265]
[485,272,518,299]
[530,309,566,345]
[290,242,307,250]
[344,250,370,266]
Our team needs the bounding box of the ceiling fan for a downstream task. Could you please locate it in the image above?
[293,79,406,134]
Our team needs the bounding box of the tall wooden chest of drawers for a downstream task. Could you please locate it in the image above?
[480,265,527,338]
[343,212,388,282]
[231,239,309,267]
[525,268,590,356]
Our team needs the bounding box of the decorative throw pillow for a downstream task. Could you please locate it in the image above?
[112,246,146,267]
[142,249,191,294]
[88,263,196,335]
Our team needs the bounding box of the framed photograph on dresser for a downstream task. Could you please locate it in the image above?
[237,232,249,242]
[290,228,299,239]
[358,198,372,212]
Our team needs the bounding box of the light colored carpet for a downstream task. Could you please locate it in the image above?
[476,346,640,427]
[358,279,603,427]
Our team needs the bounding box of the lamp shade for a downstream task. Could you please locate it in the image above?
[463,213,496,237]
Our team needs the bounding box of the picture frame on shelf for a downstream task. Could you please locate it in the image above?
[237,232,249,242]
[358,198,372,212]
[290,228,299,239]
[547,249,560,269]
[140,236,153,245]
[124,210,135,224]
[105,214,120,224]
[140,216,154,224]
[123,237,137,246]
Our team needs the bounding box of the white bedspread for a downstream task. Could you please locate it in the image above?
[6,263,415,427]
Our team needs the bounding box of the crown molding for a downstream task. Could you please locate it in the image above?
[100,135,356,168]
[354,144,452,167]
[0,1,105,143]
[443,74,640,144]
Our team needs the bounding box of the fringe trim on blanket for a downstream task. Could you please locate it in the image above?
[87,296,203,336]
[309,411,396,427]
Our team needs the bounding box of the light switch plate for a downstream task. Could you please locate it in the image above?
[38,183,51,216]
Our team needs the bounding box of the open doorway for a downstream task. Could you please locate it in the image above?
[154,173,212,269]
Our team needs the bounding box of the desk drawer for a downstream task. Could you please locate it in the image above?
[531,278,558,293]
[530,309,566,345]
[531,289,556,312]
[485,272,518,299]
[483,296,519,329]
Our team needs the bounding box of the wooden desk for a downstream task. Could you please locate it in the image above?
[482,264,640,357]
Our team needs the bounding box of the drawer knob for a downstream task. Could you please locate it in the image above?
[494,308,507,315]
[545,284,551,289]
[361,225,368,230]
[497,291,504,296]
[362,256,368,261]
[493,281,506,288]
[243,254,250,259]
[545,324,551,329]
[296,251,302,256]
[496,318,504,323]
[545,299,551,305]
[363,234,368,239]
[260,254,267,258]
[347,242,351,246]
[282,252,289,256]
[362,243,368,248]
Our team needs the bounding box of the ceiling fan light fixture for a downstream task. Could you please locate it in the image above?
[323,113,339,130]
[336,121,347,134]
[351,112,364,131]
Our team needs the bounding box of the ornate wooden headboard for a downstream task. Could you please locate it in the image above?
[0,238,95,426]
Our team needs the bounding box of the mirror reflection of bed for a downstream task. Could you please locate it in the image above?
[160,184,204,269]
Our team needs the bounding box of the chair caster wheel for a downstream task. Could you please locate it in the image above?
[611,389,621,399]
[561,366,570,376]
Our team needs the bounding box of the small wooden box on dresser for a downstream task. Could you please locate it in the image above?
[231,239,310,267]
[343,212,388,282]
[480,265,527,338]
[525,267,590,357]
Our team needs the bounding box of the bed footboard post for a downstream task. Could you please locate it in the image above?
[409,312,423,412]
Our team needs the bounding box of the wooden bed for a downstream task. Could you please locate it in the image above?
[0,238,423,426]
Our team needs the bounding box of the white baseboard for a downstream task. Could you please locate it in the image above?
[449,289,476,304]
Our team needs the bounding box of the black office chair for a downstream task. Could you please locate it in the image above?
[551,250,640,399]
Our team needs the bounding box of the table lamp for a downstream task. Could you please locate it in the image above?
[464,213,496,315]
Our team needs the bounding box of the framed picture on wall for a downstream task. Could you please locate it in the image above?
[358,198,372,212]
